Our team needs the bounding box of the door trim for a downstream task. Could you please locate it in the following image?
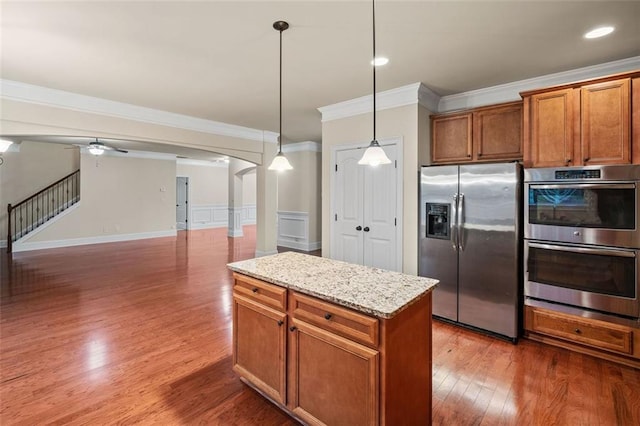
[330,137,403,271]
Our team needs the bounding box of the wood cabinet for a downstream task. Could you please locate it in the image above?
[232,272,433,425]
[232,276,287,404]
[431,101,522,164]
[524,305,640,369]
[522,71,639,168]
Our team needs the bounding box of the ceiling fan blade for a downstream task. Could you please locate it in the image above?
[115,148,128,154]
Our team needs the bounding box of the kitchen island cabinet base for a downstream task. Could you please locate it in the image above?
[232,272,433,425]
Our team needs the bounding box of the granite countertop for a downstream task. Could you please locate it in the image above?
[227,252,438,319]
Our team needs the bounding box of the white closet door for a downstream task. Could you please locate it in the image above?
[363,145,397,271]
[334,149,364,265]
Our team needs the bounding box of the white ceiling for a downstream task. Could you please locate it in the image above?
[2,1,639,145]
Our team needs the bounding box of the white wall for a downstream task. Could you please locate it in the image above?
[321,104,432,275]
[0,140,80,246]
[16,153,176,250]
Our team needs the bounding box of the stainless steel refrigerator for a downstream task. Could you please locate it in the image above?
[419,163,521,340]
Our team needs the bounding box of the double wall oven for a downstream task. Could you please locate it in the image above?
[524,165,640,320]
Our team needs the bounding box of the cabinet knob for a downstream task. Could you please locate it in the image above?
[467,154,472,158]
[574,328,581,334]
[277,320,284,326]
[566,159,572,164]
[289,326,297,332]
[584,157,590,162]
[252,287,258,293]
[356,226,362,231]
[363,226,370,232]
[324,313,332,320]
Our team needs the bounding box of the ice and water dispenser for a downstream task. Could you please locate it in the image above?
[425,203,450,240]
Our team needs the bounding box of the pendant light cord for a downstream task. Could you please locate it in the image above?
[279,25,283,154]
[372,0,376,143]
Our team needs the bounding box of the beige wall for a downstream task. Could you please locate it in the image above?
[176,163,228,205]
[321,103,432,275]
[278,149,322,244]
[0,140,80,243]
[24,153,176,243]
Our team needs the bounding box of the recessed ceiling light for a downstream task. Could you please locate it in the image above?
[584,26,614,39]
[371,57,389,66]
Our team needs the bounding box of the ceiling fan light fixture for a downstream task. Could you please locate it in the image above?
[268,20,293,172]
[359,0,392,167]
[0,139,13,153]
[88,146,105,156]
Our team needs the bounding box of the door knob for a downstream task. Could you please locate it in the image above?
[356,226,362,231]
[363,227,370,232]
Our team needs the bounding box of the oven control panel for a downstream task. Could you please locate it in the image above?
[555,169,601,180]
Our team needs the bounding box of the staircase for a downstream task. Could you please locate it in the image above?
[7,170,80,253]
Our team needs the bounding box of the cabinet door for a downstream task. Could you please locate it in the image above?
[288,319,379,426]
[530,88,575,167]
[432,113,472,163]
[473,102,523,161]
[233,294,287,404]
[581,78,631,165]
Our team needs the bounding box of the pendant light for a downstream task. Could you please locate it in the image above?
[268,20,293,172]
[358,0,391,167]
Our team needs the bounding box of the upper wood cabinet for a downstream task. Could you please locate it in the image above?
[431,101,522,164]
[522,71,639,168]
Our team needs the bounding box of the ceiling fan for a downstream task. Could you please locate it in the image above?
[69,138,128,155]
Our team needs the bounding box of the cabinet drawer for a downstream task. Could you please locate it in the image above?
[528,307,633,355]
[289,292,379,348]
[233,273,287,312]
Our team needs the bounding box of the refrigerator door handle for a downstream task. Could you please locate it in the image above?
[458,193,465,251]
[451,193,459,251]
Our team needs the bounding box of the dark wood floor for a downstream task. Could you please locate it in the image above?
[1,226,638,425]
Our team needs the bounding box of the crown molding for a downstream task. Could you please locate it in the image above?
[282,141,322,153]
[318,82,439,122]
[318,56,640,121]
[438,56,640,112]
[0,79,279,144]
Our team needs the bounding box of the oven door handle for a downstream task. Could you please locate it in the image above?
[528,242,636,258]
[529,183,636,190]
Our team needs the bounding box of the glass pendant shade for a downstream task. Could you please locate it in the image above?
[88,146,105,156]
[268,152,293,171]
[358,140,391,166]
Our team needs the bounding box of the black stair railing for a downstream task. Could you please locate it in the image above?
[7,169,80,253]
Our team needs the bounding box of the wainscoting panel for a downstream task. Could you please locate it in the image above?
[277,211,321,252]
[189,204,256,230]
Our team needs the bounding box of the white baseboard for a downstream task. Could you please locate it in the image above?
[12,229,177,253]
[228,229,244,237]
[277,240,321,252]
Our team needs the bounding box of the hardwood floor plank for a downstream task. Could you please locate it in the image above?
[2,227,639,425]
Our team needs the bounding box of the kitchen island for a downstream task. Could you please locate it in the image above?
[227,252,438,425]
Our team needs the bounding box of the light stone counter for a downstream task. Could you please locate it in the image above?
[227,251,438,319]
